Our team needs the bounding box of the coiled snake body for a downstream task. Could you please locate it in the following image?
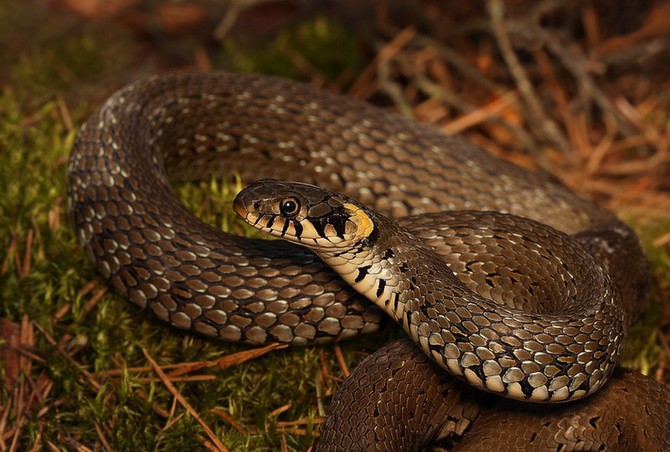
[68,72,670,450]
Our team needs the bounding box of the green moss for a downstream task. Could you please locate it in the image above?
[619,218,670,372]
[0,91,79,319]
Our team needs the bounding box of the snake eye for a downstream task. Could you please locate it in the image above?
[280,197,300,216]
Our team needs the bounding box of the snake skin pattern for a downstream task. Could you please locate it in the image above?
[319,340,670,450]
[235,180,627,403]
[67,72,669,449]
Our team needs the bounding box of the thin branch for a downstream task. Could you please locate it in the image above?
[488,0,570,152]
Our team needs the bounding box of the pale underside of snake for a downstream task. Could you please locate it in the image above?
[67,72,670,450]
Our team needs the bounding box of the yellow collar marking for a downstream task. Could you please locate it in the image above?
[343,203,374,238]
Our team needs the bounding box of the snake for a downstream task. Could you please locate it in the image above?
[67,72,670,450]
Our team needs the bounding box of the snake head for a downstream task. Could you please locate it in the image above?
[234,179,376,249]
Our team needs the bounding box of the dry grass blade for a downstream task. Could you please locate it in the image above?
[269,404,291,418]
[80,287,108,320]
[0,317,53,452]
[653,232,670,248]
[95,343,287,381]
[142,348,228,452]
[348,26,417,100]
[93,423,112,452]
[487,0,569,152]
[17,230,34,280]
[1,319,22,390]
[1,235,18,276]
[32,323,102,393]
[332,345,349,378]
[167,342,288,378]
[441,91,518,135]
[276,417,324,428]
[210,409,247,436]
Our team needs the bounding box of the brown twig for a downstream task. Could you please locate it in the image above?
[487,0,570,152]
[142,348,228,452]
[332,345,349,378]
[210,409,247,436]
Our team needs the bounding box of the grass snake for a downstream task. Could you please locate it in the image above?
[67,72,670,450]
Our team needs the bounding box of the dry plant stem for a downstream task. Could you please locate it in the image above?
[167,343,287,378]
[32,323,102,393]
[333,345,350,378]
[412,35,506,95]
[378,59,415,118]
[487,0,570,152]
[528,25,640,139]
[141,348,228,452]
[93,423,112,452]
[349,26,416,99]
[413,73,472,113]
[441,91,518,135]
[210,409,248,436]
[28,428,42,452]
[413,74,536,150]
[495,0,645,139]
[531,47,585,156]
[375,27,418,117]
[526,0,577,24]
[315,373,326,418]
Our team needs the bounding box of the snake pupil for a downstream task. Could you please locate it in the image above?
[280,198,300,216]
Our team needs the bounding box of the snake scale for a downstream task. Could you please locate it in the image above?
[67,72,670,450]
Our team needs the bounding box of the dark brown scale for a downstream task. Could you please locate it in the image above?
[67,72,667,450]
[317,340,670,451]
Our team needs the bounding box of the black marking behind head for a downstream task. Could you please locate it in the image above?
[355,266,371,283]
[376,279,386,297]
[308,209,350,239]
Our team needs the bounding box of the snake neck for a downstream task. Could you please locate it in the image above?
[317,214,466,326]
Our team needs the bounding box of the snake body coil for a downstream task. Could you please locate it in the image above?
[68,72,669,450]
[234,180,624,403]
